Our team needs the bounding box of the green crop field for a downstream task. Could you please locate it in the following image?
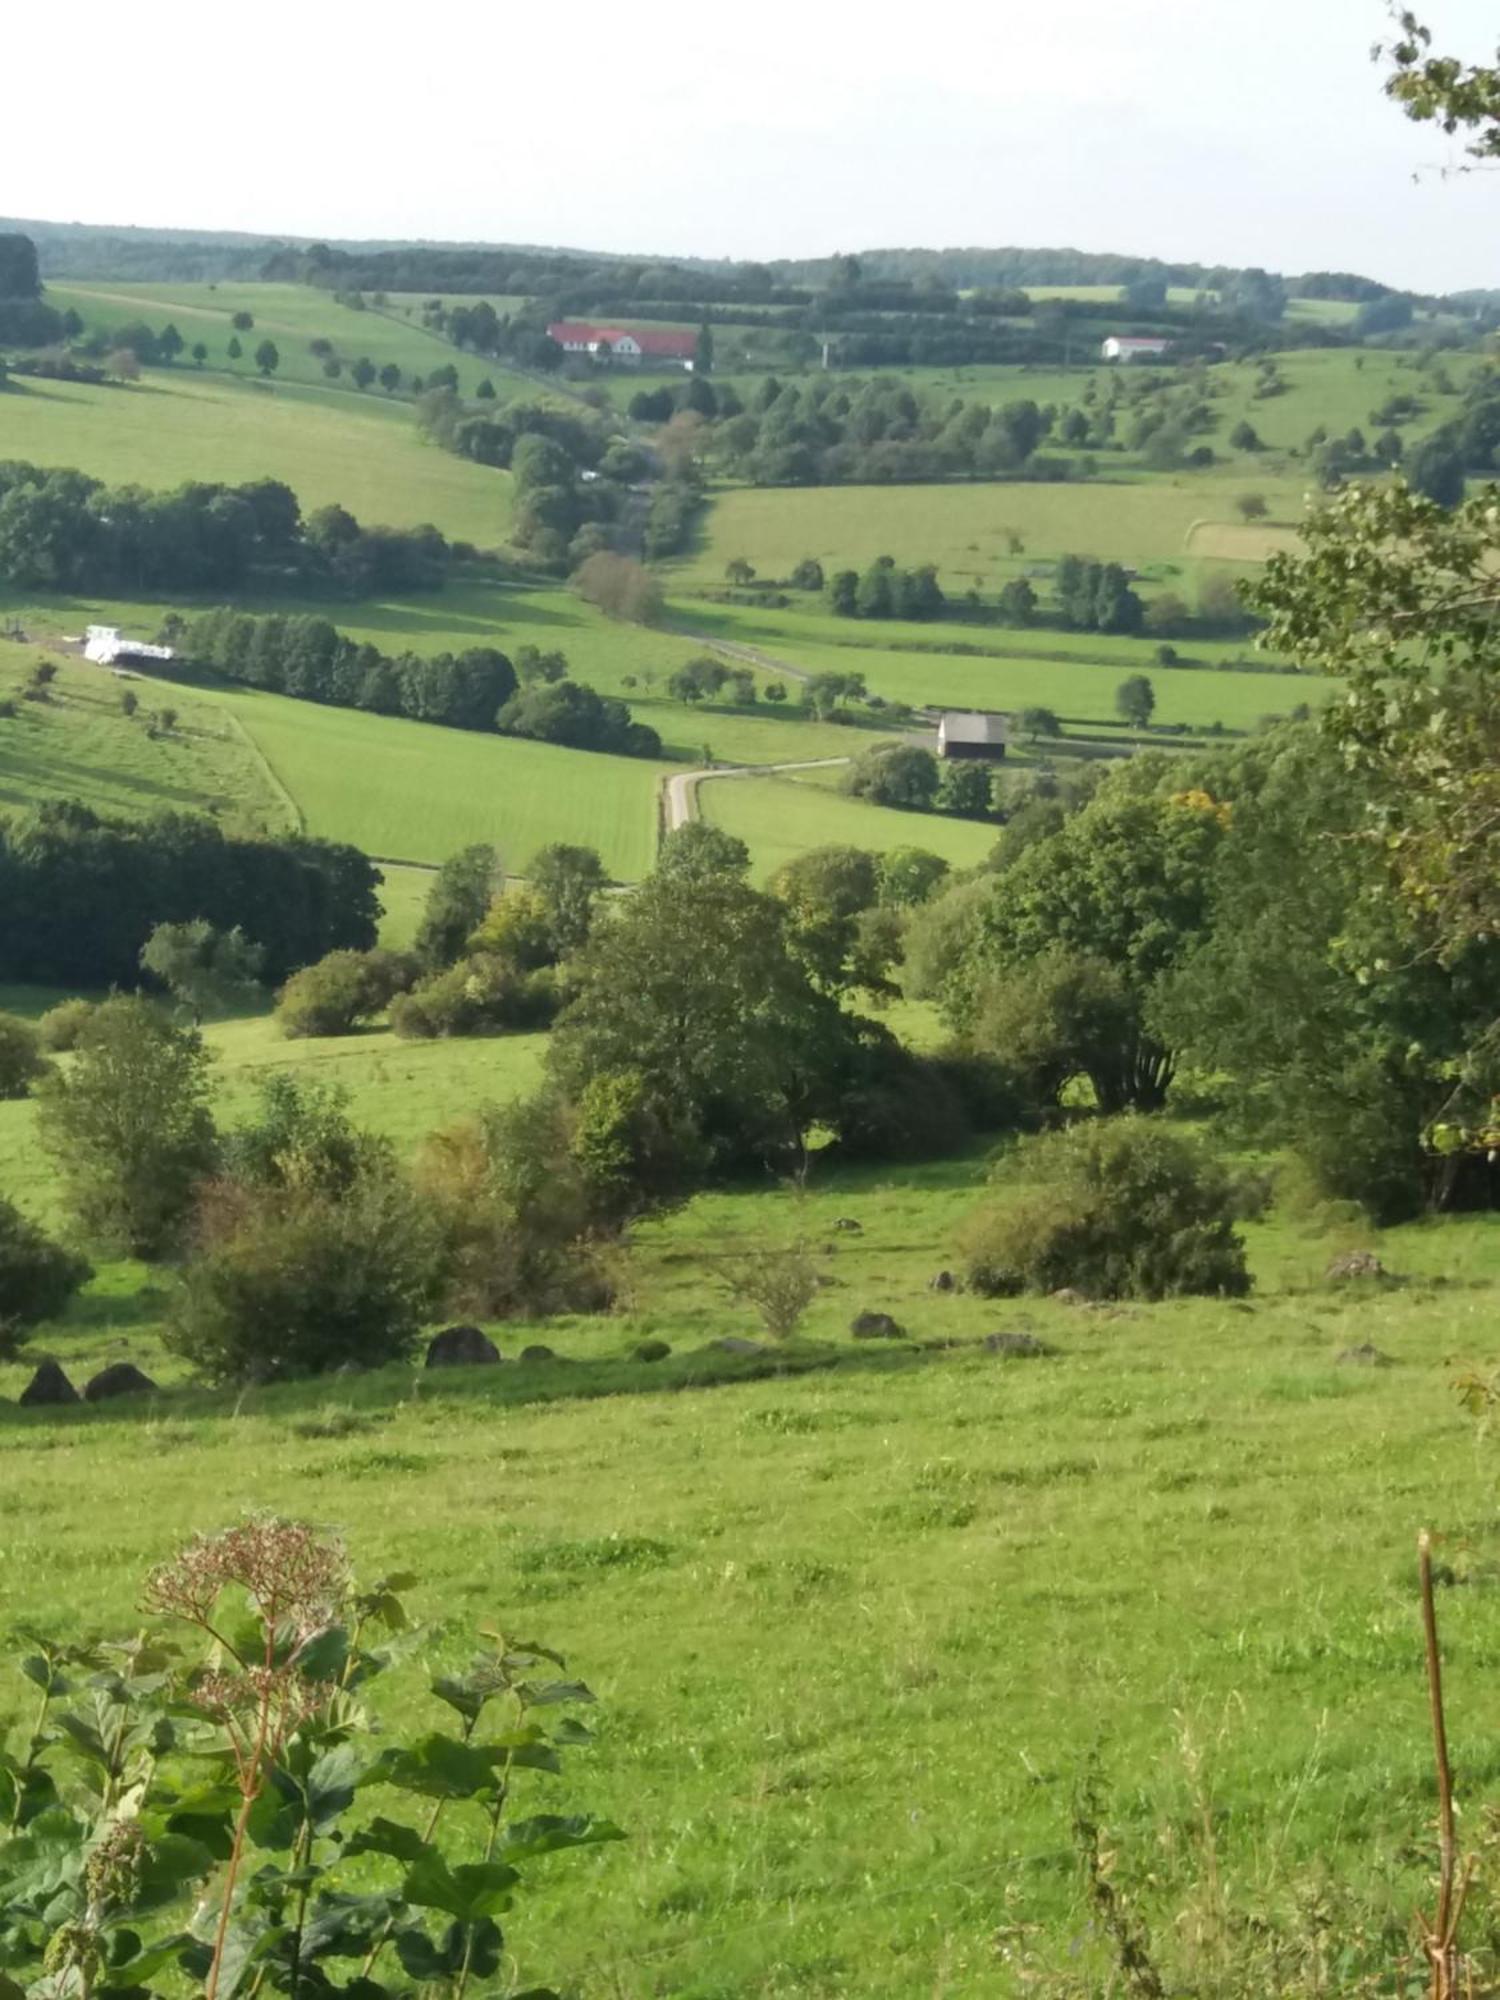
[1,1097,1498,1992]
[701,768,1000,876]
[685,474,1314,588]
[44,280,543,404]
[0,372,511,545]
[196,681,666,877]
[667,604,1322,731]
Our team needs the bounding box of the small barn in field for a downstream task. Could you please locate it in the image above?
[937,711,1009,760]
[1101,334,1172,362]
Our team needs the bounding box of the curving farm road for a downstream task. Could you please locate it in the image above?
[662,757,851,834]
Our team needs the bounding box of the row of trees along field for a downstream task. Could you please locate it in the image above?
[185,610,662,756]
[0,463,453,595]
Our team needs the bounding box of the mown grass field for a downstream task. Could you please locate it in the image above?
[672,604,1322,731]
[683,474,1314,590]
[0,372,511,545]
[700,769,1000,876]
[44,280,543,404]
[1,1093,1498,1993]
[0,640,291,834]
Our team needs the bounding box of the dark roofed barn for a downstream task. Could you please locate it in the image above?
[936,711,1009,761]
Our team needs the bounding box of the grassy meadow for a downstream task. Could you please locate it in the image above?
[0,371,511,545]
[700,769,998,876]
[2,1088,1499,1991]
[45,280,544,404]
[683,473,1314,590]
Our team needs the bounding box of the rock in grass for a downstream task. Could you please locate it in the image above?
[519,1344,563,1364]
[850,1311,903,1340]
[714,1336,765,1356]
[1326,1251,1387,1282]
[83,1361,157,1402]
[19,1359,79,1406]
[1049,1287,1089,1306]
[928,1270,957,1292]
[833,1217,862,1233]
[1336,1341,1395,1367]
[425,1325,501,1369]
[633,1339,671,1363]
[983,1332,1054,1359]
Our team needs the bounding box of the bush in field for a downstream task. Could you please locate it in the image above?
[0,1197,91,1353]
[276,948,411,1038]
[35,998,217,1258]
[389,954,560,1039]
[960,1118,1250,1300]
[723,1241,820,1338]
[168,1173,442,1382]
[417,1094,617,1318]
[35,998,96,1052]
[140,918,264,1023]
[0,1012,50,1098]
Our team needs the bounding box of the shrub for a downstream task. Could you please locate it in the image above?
[389,955,560,1039]
[416,1096,617,1317]
[35,998,96,1052]
[167,1176,442,1381]
[276,947,410,1037]
[722,1242,819,1338]
[0,1012,50,1098]
[959,1118,1250,1300]
[0,1196,91,1353]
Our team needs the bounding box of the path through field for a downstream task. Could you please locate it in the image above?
[662,756,851,833]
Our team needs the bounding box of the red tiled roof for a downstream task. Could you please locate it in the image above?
[546,321,697,358]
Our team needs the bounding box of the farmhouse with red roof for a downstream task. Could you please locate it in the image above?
[546,321,698,368]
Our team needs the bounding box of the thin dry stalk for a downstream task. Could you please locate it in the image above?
[1418,1528,1473,2000]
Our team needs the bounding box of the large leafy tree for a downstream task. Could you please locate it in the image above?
[548,868,858,1181]
[36,998,217,1256]
[1250,467,1500,959]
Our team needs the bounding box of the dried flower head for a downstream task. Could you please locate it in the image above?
[143,1517,347,1641]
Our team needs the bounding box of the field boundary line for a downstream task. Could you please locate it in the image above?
[222,709,304,835]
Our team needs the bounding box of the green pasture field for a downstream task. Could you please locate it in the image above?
[701,769,999,876]
[668,604,1322,731]
[0,372,511,546]
[5,580,907,778]
[683,474,1313,590]
[1202,344,1483,455]
[0,640,290,835]
[195,681,667,877]
[1,1101,1499,1991]
[44,280,542,404]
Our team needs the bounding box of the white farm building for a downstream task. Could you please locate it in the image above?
[1101,335,1172,363]
[83,625,176,667]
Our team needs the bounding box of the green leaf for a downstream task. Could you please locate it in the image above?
[368,1733,506,1801]
[288,1624,350,1683]
[430,1673,487,1725]
[104,1932,194,1986]
[297,1892,399,1959]
[0,1808,87,1908]
[497,1814,626,1862]
[19,1655,70,1698]
[134,1832,217,1911]
[518,1679,595,1708]
[401,1852,518,1920]
[343,1816,432,1866]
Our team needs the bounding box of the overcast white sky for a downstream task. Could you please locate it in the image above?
[7,0,1496,290]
